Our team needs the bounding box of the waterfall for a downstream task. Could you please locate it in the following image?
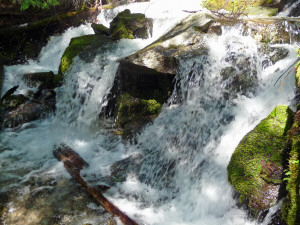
[0,0,299,224]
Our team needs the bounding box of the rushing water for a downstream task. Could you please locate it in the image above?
[0,0,299,224]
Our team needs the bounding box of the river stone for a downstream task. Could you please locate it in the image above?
[1,94,29,111]
[110,153,142,182]
[91,23,110,36]
[22,71,56,88]
[227,105,294,217]
[110,9,153,40]
[3,101,55,128]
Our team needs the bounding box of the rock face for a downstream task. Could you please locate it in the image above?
[283,109,300,225]
[227,105,295,216]
[110,9,153,40]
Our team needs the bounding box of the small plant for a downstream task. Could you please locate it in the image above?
[20,0,60,10]
[202,0,255,19]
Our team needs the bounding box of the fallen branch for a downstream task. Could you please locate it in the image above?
[53,144,139,225]
[274,59,299,86]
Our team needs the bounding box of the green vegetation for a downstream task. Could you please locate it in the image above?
[58,34,108,75]
[227,105,294,214]
[295,49,300,91]
[282,109,300,225]
[202,0,277,18]
[20,0,59,10]
[110,9,149,40]
[116,93,162,128]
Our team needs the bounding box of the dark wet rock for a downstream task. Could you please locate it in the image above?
[288,1,300,17]
[220,45,259,97]
[228,105,294,217]
[3,101,55,128]
[110,9,153,40]
[261,46,290,69]
[22,71,58,88]
[1,94,29,111]
[0,9,96,65]
[91,23,110,36]
[0,85,19,101]
[110,153,142,182]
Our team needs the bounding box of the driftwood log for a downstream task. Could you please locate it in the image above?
[53,144,139,225]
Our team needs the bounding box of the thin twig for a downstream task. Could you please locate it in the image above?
[274,59,299,86]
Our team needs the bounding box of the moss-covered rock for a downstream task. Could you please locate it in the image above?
[228,105,295,216]
[58,34,111,75]
[91,23,110,36]
[115,93,161,139]
[110,9,153,40]
[116,93,161,126]
[282,109,300,225]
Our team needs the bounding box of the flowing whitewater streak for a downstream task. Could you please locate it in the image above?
[0,0,299,224]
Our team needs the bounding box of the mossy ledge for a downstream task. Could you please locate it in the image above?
[58,34,111,76]
[282,109,300,225]
[228,105,295,216]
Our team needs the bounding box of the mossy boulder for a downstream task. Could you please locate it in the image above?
[282,109,300,225]
[228,105,295,216]
[115,93,161,139]
[58,34,111,75]
[110,9,153,40]
[91,23,110,36]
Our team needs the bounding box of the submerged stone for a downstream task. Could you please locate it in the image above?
[228,105,294,216]
[23,71,58,88]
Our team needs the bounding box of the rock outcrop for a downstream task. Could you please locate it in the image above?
[0,9,95,65]
[228,105,295,216]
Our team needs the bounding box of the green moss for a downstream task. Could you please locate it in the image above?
[116,93,162,128]
[282,110,300,225]
[295,58,300,91]
[110,9,148,40]
[58,35,107,75]
[202,0,276,16]
[228,105,295,214]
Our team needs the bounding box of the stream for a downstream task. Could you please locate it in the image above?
[0,0,299,224]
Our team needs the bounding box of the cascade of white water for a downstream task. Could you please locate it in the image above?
[0,0,299,224]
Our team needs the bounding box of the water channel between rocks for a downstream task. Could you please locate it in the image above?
[0,0,299,224]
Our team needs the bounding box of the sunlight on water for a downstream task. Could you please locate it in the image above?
[0,0,299,224]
